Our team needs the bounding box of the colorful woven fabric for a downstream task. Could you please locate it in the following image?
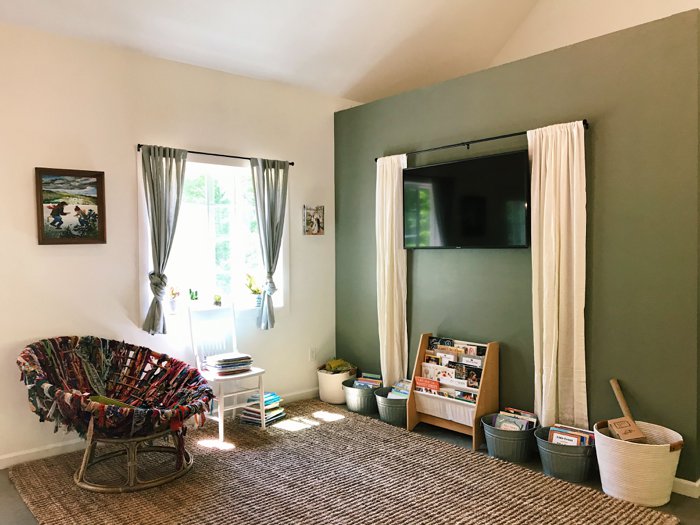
[17,336,214,439]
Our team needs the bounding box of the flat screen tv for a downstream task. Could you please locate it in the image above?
[403,150,530,249]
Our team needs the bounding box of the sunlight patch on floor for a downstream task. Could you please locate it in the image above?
[312,410,345,422]
[197,439,236,450]
[273,410,346,432]
[273,418,314,432]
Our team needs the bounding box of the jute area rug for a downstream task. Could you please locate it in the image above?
[11,400,678,525]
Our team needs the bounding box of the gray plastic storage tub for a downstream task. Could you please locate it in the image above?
[535,426,597,483]
[342,378,378,415]
[374,387,407,427]
[481,413,538,463]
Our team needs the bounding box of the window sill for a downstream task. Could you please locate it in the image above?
[164,301,286,317]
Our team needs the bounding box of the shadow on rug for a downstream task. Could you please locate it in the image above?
[10,399,678,525]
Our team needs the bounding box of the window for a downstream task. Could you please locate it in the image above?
[167,158,286,310]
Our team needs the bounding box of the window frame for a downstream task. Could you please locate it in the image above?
[189,153,290,316]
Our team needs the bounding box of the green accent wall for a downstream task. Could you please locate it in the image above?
[335,12,700,480]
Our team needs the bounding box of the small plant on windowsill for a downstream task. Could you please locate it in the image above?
[245,274,263,308]
[168,287,180,313]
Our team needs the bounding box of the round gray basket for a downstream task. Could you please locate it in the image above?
[342,378,378,415]
[481,413,538,463]
[374,387,407,427]
[535,426,597,483]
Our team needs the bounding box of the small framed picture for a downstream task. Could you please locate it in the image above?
[35,167,106,245]
[303,205,324,235]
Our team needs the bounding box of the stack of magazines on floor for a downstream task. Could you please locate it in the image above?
[548,424,594,446]
[353,372,382,389]
[388,378,411,399]
[494,407,538,430]
[240,392,286,426]
[204,352,252,376]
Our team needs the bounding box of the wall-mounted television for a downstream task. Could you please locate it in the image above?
[403,150,530,249]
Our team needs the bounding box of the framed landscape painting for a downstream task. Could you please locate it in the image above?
[35,167,106,245]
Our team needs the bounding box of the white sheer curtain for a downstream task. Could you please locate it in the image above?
[376,154,408,387]
[528,121,588,428]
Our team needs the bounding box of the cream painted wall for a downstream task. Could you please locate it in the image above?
[491,0,700,67]
[0,22,354,467]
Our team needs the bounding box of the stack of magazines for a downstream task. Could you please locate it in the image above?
[494,407,538,430]
[388,379,411,399]
[204,352,252,376]
[353,372,382,389]
[240,392,286,426]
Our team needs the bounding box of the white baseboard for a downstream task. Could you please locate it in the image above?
[0,438,86,470]
[0,389,320,470]
[673,476,700,498]
[280,387,319,404]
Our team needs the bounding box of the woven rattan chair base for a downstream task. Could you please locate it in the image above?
[74,419,193,493]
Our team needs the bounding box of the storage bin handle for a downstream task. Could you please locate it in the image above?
[669,440,683,452]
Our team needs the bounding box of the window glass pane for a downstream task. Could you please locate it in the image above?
[214,206,229,236]
[167,160,284,309]
[212,177,231,205]
[215,240,231,272]
[183,174,206,205]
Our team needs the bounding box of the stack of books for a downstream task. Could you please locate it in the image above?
[388,379,411,399]
[353,372,382,389]
[494,407,538,431]
[204,352,252,376]
[240,392,286,426]
[548,424,595,446]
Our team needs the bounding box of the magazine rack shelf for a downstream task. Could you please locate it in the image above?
[407,332,499,451]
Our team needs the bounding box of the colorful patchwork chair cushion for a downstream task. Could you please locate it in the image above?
[17,336,214,439]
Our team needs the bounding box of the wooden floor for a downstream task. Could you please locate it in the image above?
[1,416,698,525]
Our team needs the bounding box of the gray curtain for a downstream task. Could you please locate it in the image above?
[251,158,289,330]
[141,145,187,335]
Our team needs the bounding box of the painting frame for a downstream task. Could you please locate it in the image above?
[35,167,106,245]
[303,205,325,236]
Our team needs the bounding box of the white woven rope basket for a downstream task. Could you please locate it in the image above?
[594,420,683,507]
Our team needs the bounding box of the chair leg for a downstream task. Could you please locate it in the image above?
[75,417,96,484]
[259,374,266,430]
[125,440,138,487]
[217,383,225,442]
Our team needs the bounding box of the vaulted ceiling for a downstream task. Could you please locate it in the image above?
[0,1,697,102]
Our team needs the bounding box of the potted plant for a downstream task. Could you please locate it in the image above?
[168,287,180,313]
[245,273,263,308]
[317,358,357,404]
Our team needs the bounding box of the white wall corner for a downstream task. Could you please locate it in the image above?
[0,438,85,470]
[673,476,700,498]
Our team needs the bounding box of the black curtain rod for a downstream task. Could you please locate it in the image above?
[374,119,589,162]
[137,144,294,166]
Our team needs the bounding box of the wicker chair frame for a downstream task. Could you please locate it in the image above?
[17,336,214,492]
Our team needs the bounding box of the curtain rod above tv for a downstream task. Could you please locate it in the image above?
[374,119,589,162]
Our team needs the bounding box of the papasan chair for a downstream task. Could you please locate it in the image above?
[17,336,214,493]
